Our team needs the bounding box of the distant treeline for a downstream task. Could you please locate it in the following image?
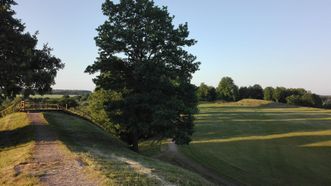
[197,77,331,109]
[28,95,88,109]
[50,89,91,96]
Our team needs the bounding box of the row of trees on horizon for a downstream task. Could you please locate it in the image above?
[197,77,331,109]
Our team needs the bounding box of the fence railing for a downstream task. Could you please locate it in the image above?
[0,100,107,132]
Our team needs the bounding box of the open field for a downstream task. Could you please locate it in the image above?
[180,99,331,185]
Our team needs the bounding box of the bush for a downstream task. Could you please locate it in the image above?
[286,95,302,105]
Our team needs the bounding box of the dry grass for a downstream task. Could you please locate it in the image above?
[0,113,39,186]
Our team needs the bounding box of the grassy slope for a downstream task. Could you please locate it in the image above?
[44,112,212,186]
[180,99,331,185]
[0,113,38,185]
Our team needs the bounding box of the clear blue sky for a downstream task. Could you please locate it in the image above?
[14,0,331,95]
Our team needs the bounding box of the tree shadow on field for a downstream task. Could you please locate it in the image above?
[189,133,331,185]
[0,125,34,149]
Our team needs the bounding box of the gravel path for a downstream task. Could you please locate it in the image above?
[22,113,99,186]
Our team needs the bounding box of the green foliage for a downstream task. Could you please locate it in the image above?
[273,87,287,103]
[207,87,217,101]
[239,84,264,100]
[286,93,323,108]
[301,93,323,108]
[27,95,80,109]
[85,0,199,151]
[59,96,79,108]
[0,0,64,99]
[263,87,274,101]
[196,83,209,101]
[216,77,239,101]
[196,83,217,101]
[87,90,115,132]
[286,95,302,105]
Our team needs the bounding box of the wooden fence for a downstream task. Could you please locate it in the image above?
[0,100,107,132]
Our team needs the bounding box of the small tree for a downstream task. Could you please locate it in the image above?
[0,0,64,100]
[301,93,323,108]
[86,0,200,152]
[197,83,209,101]
[250,84,264,99]
[239,86,249,100]
[207,86,217,101]
[264,87,274,101]
[273,87,287,103]
[286,95,302,105]
[216,77,239,101]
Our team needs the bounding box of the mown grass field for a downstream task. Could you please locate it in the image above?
[180,99,331,185]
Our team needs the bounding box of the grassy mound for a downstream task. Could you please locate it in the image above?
[180,101,331,185]
[44,112,212,186]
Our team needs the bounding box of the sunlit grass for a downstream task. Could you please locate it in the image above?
[0,113,38,185]
[180,99,331,185]
[192,130,331,144]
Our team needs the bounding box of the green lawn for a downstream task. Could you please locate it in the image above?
[180,99,331,185]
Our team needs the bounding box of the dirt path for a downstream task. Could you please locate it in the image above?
[18,113,100,186]
[158,142,236,186]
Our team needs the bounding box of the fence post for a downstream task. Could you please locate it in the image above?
[20,101,25,112]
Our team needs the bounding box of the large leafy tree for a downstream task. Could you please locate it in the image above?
[0,0,64,100]
[86,0,200,151]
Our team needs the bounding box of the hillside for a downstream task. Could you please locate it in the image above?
[178,99,331,185]
[0,112,212,186]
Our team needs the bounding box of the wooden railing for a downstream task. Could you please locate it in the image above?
[20,102,63,111]
[0,100,107,132]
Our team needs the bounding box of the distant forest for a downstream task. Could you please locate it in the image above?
[197,77,331,109]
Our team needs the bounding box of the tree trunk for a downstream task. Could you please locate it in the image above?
[131,139,139,152]
[129,132,139,152]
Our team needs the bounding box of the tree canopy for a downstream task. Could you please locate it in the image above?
[85,0,200,151]
[0,0,64,100]
[197,83,217,101]
[216,77,239,101]
[263,87,274,101]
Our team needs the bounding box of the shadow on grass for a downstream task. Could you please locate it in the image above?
[0,125,34,149]
[0,124,59,149]
[184,134,331,186]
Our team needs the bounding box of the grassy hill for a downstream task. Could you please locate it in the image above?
[179,99,331,185]
[0,112,211,186]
